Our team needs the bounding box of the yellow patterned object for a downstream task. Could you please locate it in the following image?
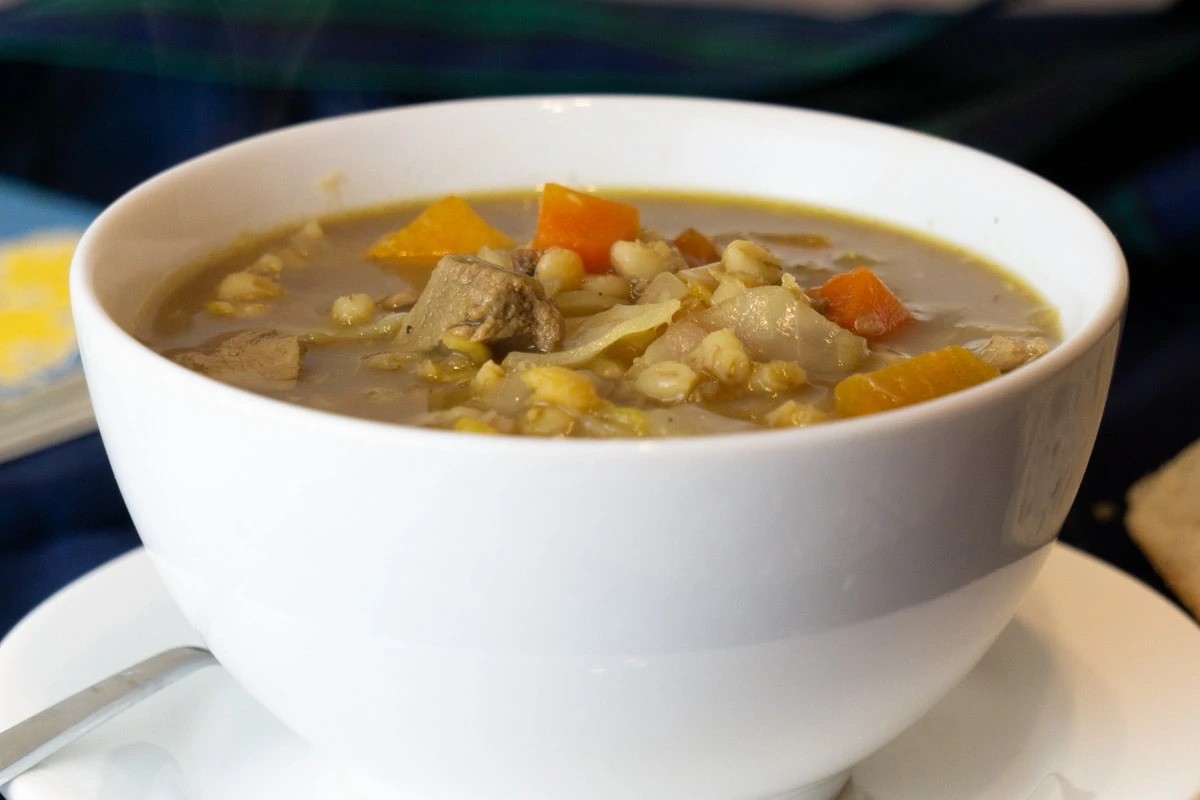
[0,233,80,398]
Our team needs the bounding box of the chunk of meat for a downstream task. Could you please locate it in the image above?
[173,330,306,389]
[971,334,1050,373]
[396,255,563,354]
[509,247,540,276]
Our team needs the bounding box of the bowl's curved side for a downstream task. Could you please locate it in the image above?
[70,96,1126,799]
[75,310,1117,798]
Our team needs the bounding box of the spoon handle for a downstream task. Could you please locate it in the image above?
[0,646,217,787]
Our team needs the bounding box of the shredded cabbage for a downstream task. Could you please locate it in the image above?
[643,405,756,436]
[695,286,867,375]
[503,300,680,369]
[630,318,709,375]
[637,272,689,305]
[302,312,408,345]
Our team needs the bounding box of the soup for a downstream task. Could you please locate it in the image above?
[142,185,1059,437]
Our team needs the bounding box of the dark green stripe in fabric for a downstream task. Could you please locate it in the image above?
[4,1,951,73]
[0,36,795,95]
[1101,187,1161,256]
[917,30,1200,160]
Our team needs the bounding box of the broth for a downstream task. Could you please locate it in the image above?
[141,188,1060,436]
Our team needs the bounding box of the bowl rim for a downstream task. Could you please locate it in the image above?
[70,93,1129,456]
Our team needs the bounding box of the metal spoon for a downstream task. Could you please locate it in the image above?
[0,646,217,787]
[0,649,883,798]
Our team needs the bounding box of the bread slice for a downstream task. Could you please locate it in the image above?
[1126,438,1200,618]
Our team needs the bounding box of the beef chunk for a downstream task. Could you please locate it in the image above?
[396,255,563,354]
[509,247,541,276]
[971,334,1050,373]
[173,330,306,389]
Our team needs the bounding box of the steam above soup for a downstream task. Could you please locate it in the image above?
[143,185,1058,437]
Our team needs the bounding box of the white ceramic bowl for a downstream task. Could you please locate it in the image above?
[71,96,1126,800]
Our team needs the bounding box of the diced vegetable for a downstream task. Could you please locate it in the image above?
[441,333,492,365]
[593,404,651,436]
[834,346,1000,417]
[632,318,709,373]
[521,405,577,436]
[471,360,506,393]
[368,196,515,262]
[970,334,1050,373]
[531,183,640,273]
[641,405,757,435]
[519,365,600,413]
[710,272,751,305]
[637,272,689,305]
[217,271,282,302]
[673,228,721,266]
[810,267,912,339]
[454,417,498,434]
[303,312,409,345]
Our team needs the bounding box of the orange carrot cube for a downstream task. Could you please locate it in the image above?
[531,183,640,273]
[673,227,721,266]
[835,346,1001,417]
[811,267,913,339]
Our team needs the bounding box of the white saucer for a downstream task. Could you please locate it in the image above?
[1,544,1198,800]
